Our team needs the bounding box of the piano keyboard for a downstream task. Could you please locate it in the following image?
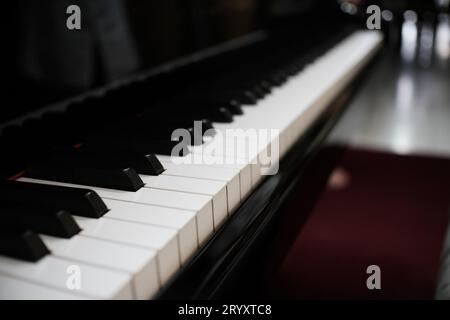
[0,30,382,299]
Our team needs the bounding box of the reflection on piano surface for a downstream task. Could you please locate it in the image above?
[0,0,448,300]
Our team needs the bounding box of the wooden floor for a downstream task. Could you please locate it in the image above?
[330,16,450,157]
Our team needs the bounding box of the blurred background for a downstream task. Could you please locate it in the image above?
[5,0,321,122]
[4,0,449,122]
[264,0,450,299]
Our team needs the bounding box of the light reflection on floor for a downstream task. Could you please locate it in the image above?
[329,13,450,157]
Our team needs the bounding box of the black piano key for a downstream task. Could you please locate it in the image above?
[0,180,108,218]
[145,102,233,123]
[227,90,258,105]
[201,107,233,122]
[109,121,200,142]
[181,90,258,106]
[84,135,190,156]
[84,152,165,176]
[230,85,267,99]
[136,115,215,136]
[223,102,243,115]
[0,228,50,262]
[240,80,272,94]
[215,100,243,115]
[139,153,165,175]
[26,161,144,192]
[158,118,216,136]
[95,112,213,143]
[40,151,165,177]
[268,72,288,86]
[244,85,267,98]
[173,98,244,115]
[149,127,203,144]
[253,80,272,93]
[168,106,234,123]
[0,204,81,238]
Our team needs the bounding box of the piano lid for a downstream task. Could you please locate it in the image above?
[3,0,339,124]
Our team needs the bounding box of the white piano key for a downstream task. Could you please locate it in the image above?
[41,234,159,299]
[219,159,253,197]
[1,31,383,301]
[158,162,241,213]
[234,161,253,197]
[0,255,133,299]
[157,153,253,197]
[188,125,274,185]
[140,174,228,228]
[0,274,86,300]
[104,199,198,263]
[190,31,383,183]
[73,216,179,285]
[19,177,213,216]
[100,187,214,216]
[18,177,215,244]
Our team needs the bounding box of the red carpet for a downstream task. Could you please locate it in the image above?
[270,146,450,299]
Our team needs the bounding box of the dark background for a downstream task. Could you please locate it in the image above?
[3,0,324,123]
[3,0,448,123]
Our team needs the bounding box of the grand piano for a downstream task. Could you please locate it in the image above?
[1,0,446,300]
